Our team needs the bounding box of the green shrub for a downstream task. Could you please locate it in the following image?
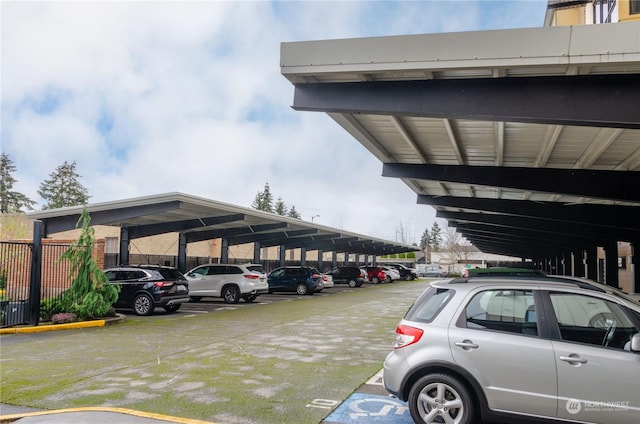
[41,208,119,321]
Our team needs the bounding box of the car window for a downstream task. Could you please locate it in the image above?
[157,268,184,280]
[104,270,117,281]
[132,271,147,280]
[191,267,208,276]
[270,268,285,278]
[207,266,223,275]
[246,265,265,274]
[464,289,537,336]
[549,292,639,350]
[226,266,243,275]
[405,287,454,323]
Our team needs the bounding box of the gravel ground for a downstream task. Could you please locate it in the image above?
[0,280,431,424]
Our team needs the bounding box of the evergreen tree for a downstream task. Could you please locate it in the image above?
[261,182,274,213]
[38,161,90,209]
[274,197,288,216]
[429,221,442,251]
[41,208,119,320]
[250,182,274,213]
[287,205,301,219]
[0,153,36,213]
[420,227,430,250]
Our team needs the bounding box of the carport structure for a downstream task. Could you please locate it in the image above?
[280,22,640,292]
[29,192,417,270]
[25,192,417,325]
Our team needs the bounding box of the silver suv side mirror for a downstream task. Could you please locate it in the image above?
[631,333,640,352]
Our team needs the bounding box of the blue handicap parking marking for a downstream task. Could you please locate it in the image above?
[324,393,411,424]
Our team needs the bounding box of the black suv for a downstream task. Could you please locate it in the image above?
[388,263,418,281]
[324,266,366,287]
[104,265,190,316]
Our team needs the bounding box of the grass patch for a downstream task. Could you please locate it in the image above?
[1,281,430,422]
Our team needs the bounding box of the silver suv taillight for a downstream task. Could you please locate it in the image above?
[393,324,424,349]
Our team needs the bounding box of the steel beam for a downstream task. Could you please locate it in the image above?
[385,163,640,202]
[292,75,640,129]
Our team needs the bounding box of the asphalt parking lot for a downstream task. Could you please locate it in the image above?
[1,281,427,424]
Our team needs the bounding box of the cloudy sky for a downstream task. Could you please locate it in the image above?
[2,0,547,243]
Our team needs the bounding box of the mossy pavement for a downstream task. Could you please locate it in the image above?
[0,280,432,424]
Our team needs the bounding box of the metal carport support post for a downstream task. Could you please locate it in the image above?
[573,249,585,278]
[300,247,307,266]
[603,240,619,288]
[633,242,640,293]
[253,242,261,264]
[178,233,187,273]
[317,249,323,271]
[220,238,229,263]
[119,228,130,265]
[28,220,44,326]
[586,245,598,282]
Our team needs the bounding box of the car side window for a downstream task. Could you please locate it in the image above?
[270,269,285,278]
[104,270,117,281]
[208,266,223,275]
[549,292,639,350]
[132,271,147,280]
[227,266,242,275]
[191,267,208,276]
[464,289,537,336]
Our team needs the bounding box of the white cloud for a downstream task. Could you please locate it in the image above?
[1,0,546,242]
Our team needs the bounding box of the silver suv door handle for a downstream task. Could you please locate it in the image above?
[559,355,587,364]
[455,340,478,349]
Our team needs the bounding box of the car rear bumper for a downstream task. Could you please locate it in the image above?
[158,296,191,306]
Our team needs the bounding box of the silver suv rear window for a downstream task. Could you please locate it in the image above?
[404,287,454,323]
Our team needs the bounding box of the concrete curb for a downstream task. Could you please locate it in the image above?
[0,406,215,423]
[0,314,126,335]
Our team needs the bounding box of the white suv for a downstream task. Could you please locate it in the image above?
[185,263,268,304]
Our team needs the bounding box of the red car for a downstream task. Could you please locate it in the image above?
[363,266,391,284]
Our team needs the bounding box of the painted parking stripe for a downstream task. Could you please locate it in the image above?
[324,393,411,424]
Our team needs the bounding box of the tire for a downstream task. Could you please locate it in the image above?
[243,294,258,303]
[371,277,380,284]
[163,304,181,313]
[356,282,363,287]
[405,274,414,281]
[408,373,474,424]
[133,293,154,316]
[384,275,393,283]
[347,279,357,288]
[222,285,240,304]
[296,283,309,295]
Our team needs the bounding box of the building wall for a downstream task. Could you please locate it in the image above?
[619,0,640,21]
[547,1,640,26]
[555,7,586,25]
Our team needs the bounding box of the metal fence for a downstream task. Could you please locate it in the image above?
[1,241,77,328]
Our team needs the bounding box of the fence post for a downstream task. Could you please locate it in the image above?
[28,220,44,326]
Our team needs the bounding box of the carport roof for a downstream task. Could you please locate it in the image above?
[280,22,640,258]
[27,192,418,256]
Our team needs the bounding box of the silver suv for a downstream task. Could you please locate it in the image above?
[383,277,640,424]
[185,263,268,303]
